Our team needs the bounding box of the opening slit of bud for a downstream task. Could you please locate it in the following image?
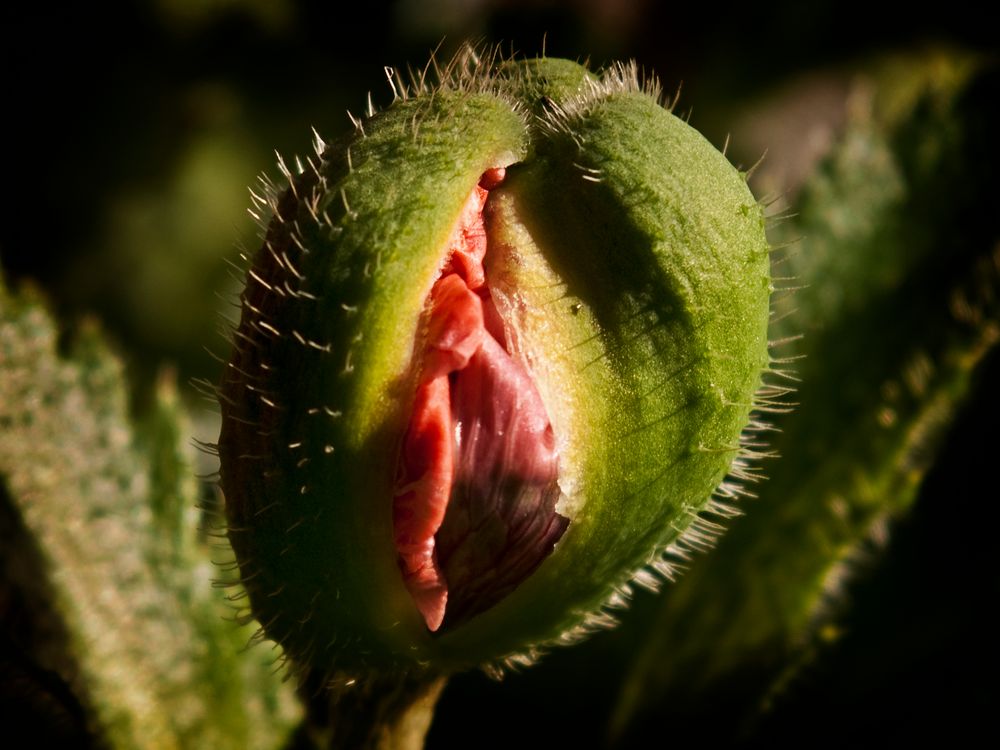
[393,167,569,632]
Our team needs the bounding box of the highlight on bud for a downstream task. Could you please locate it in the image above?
[216,46,775,677]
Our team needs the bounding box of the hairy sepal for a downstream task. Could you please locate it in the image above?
[434,86,771,663]
[220,91,527,672]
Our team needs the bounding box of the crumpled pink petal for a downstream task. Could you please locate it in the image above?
[393,171,567,632]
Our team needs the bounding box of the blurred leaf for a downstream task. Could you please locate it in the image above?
[85,117,262,365]
[0,275,299,749]
[611,53,999,743]
[154,0,295,32]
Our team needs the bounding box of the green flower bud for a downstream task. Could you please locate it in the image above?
[218,49,772,677]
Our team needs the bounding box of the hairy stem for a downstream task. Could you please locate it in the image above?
[290,672,448,750]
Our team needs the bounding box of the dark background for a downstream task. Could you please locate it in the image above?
[2,2,997,746]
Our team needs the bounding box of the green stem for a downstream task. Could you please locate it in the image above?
[289,671,447,750]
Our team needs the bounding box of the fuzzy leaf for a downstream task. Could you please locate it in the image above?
[611,53,1000,741]
[0,275,299,749]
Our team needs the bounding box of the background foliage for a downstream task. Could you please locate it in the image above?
[2,2,997,747]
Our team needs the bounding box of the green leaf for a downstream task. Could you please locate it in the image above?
[0,275,299,749]
[610,53,1000,741]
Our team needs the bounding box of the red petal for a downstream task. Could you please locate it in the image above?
[394,172,567,632]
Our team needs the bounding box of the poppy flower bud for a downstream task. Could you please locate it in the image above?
[218,50,771,676]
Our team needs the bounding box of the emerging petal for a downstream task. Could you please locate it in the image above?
[393,173,568,632]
